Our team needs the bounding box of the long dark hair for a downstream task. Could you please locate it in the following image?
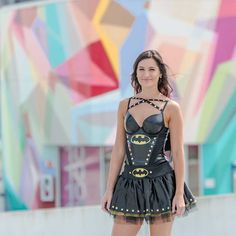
[131,50,173,97]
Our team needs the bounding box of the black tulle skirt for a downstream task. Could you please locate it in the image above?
[109,162,197,224]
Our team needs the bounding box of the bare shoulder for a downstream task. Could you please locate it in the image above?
[118,98,130,117]
[166,99,181,111]
[119,98,129,106]
[164,99,182,120]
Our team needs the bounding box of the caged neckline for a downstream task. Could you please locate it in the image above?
[131,96,168,102]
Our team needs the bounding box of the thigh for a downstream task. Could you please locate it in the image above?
[111,220,143,236]
[150,219,174,236]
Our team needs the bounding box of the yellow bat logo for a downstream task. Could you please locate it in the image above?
[131,134,150,145]
[132,168,149,178]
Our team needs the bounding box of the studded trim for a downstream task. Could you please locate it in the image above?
[126,134,157,165]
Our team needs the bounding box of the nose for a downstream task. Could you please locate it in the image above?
[144,70,150,77]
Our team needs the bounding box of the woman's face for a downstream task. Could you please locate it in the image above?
[136,58,161,89]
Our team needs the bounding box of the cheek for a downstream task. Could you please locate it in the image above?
[136,74,143,82]
[136,71,143,77]
[154,73,161,80]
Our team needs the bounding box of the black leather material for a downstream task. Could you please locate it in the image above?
[109,97,197,222]
[122,161,174,180]
[124,112,165,134]
[124,110,169,166]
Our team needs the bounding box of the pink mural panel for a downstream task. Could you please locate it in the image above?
[60,147,100,206]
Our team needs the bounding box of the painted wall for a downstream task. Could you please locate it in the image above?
[0,0,236,210]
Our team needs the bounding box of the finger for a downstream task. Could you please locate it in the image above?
[101,201,108,212]
[107,199,111,211]
[177,205,182,215]
[172,201,176,213]
[176,207,181,216]
[180,205,185,216]
[176,205,185,216]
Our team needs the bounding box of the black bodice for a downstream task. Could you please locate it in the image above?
[124,97,169,166]
[110,96,197,221]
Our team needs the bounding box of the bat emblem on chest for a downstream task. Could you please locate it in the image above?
[131,134,151,145]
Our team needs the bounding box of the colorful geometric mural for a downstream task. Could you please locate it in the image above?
[0,0,236,210]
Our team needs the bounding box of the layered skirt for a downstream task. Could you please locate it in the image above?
[109,161,196,224]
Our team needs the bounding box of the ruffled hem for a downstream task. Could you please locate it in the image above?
[109,170,197,224]
[109,200,197,224]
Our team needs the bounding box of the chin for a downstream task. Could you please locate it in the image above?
[141,82,156,87]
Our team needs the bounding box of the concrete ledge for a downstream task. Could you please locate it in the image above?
[0,194,235,236]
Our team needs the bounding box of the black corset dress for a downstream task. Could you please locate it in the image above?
[109,97,196,223]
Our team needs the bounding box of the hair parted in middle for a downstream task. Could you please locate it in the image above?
[131,50,173,98]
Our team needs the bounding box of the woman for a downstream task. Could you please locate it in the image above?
[101,50,196,236]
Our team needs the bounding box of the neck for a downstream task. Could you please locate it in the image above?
[136,88,161,99]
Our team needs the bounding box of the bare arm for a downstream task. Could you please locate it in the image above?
[166,101,186,216]
[168,101,185,195]
[105,99,127,192]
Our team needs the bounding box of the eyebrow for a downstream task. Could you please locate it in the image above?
[138,66,157,69]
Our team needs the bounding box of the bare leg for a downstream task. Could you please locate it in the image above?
[111,218,143,236]
[150,220,174,236]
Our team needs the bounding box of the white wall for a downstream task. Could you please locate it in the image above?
[0,194,235,236]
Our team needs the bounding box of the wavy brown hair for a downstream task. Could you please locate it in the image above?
[131,50,173,97]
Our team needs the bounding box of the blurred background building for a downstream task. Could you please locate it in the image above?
[0,0,41,6]
[0,0,236,213]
